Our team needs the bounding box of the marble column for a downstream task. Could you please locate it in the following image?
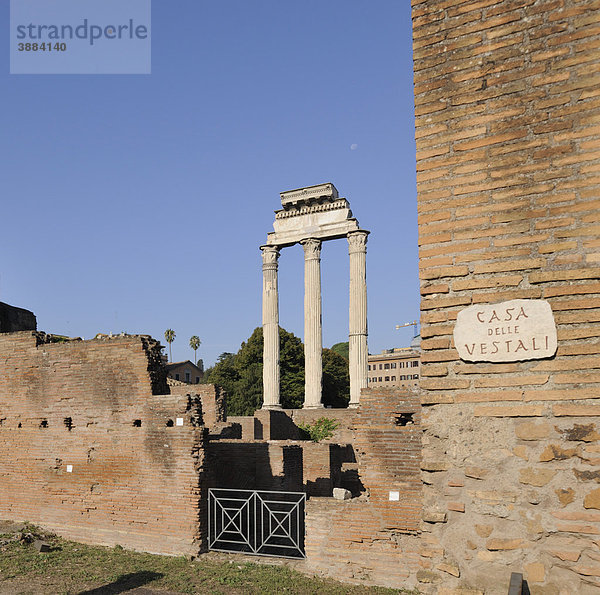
[348,231,369,408]
[261,245,281,409]
[301,238,323,409]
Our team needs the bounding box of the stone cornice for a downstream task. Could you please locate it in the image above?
[280,183,338,207]
[275,199,351,220]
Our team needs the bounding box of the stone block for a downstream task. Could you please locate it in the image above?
[486,538,526,551]
[448,502,465,513]
[423,511,447,523]
[549,549,581,562]
[584,488,600,510]
[465,466,488,480]
[332,488,351,501]
[34,540,50,553]
[539,444,578,462]
[573,564,600,577]
[421,460,449,472]
[558,423,600,442]
[416,569,442,583]
[475,524,493,538]
[556,488,576,506]
[519,468,557,487]
[574,469,600,483]
[515,421,551,440]
[513,446,529,460]
[437,561,460,577]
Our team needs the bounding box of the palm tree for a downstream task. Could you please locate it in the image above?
[189,335,201,365]
[164,329,176,362]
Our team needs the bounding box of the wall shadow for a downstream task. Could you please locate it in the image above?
[77,571,164,595]
[209,442,304,492]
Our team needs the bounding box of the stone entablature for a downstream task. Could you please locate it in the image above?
[268,183,360,247]
[261,183,369,409]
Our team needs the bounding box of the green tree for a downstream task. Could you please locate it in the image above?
[189,335,201,364]
[330,341,349,361]
[204,327,349,415]
[164,329,176,362]
[204,351,238,393]
[322,348,350,408]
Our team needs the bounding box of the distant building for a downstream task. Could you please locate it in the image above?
[165,360,204,384]
[367,337,421,389]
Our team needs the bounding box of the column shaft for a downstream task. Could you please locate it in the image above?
[302,238,323,409]
[348,231,369,407]
[261,245,281,409]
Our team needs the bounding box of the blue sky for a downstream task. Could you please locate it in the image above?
[1,1,418,367]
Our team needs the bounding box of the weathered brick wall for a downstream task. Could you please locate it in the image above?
[231,408,356,441]
[208,439,355,496]
[305,387,422,588]
[414,0,600,591]
[168,382,226,427]
[208,441,304,492]
[0,332,207,555]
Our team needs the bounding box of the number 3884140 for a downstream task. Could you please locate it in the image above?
[18,42,66,52]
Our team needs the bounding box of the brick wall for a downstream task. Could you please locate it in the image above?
[0,332,207,555]
[414,0,600,591]
[305,387,422,588]
[208,441,304,492]
[208,439,355,496]
[250,408,356,441]
[168,382,226,427]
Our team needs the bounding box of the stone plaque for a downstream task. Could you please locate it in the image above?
[453,299,557,362]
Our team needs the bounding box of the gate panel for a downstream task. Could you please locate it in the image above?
[209,488,306,559]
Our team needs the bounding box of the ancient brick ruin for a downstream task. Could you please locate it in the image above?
[0,1,598,593]
[413,0,600,591]
[0,329,421,586]
[0,331,218,555]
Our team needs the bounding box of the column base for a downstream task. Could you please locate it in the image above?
[262,404,282,410]
[348,403,359,409]
[303,404,324,410]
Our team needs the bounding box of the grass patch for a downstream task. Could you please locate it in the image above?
[0,527,415,594]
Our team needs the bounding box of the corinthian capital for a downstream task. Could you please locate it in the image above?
[301,238,322,260]
[348,230,369,254]
[261,245,280,268]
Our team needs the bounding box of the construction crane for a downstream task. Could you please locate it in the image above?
[395,320,419,337]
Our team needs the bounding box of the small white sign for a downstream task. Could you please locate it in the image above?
[66,465,73,473]
[176,418,184,426]
[389,491,400,501]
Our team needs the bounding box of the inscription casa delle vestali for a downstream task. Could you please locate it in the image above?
[465,305,548,357]
[453,299,557,363]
